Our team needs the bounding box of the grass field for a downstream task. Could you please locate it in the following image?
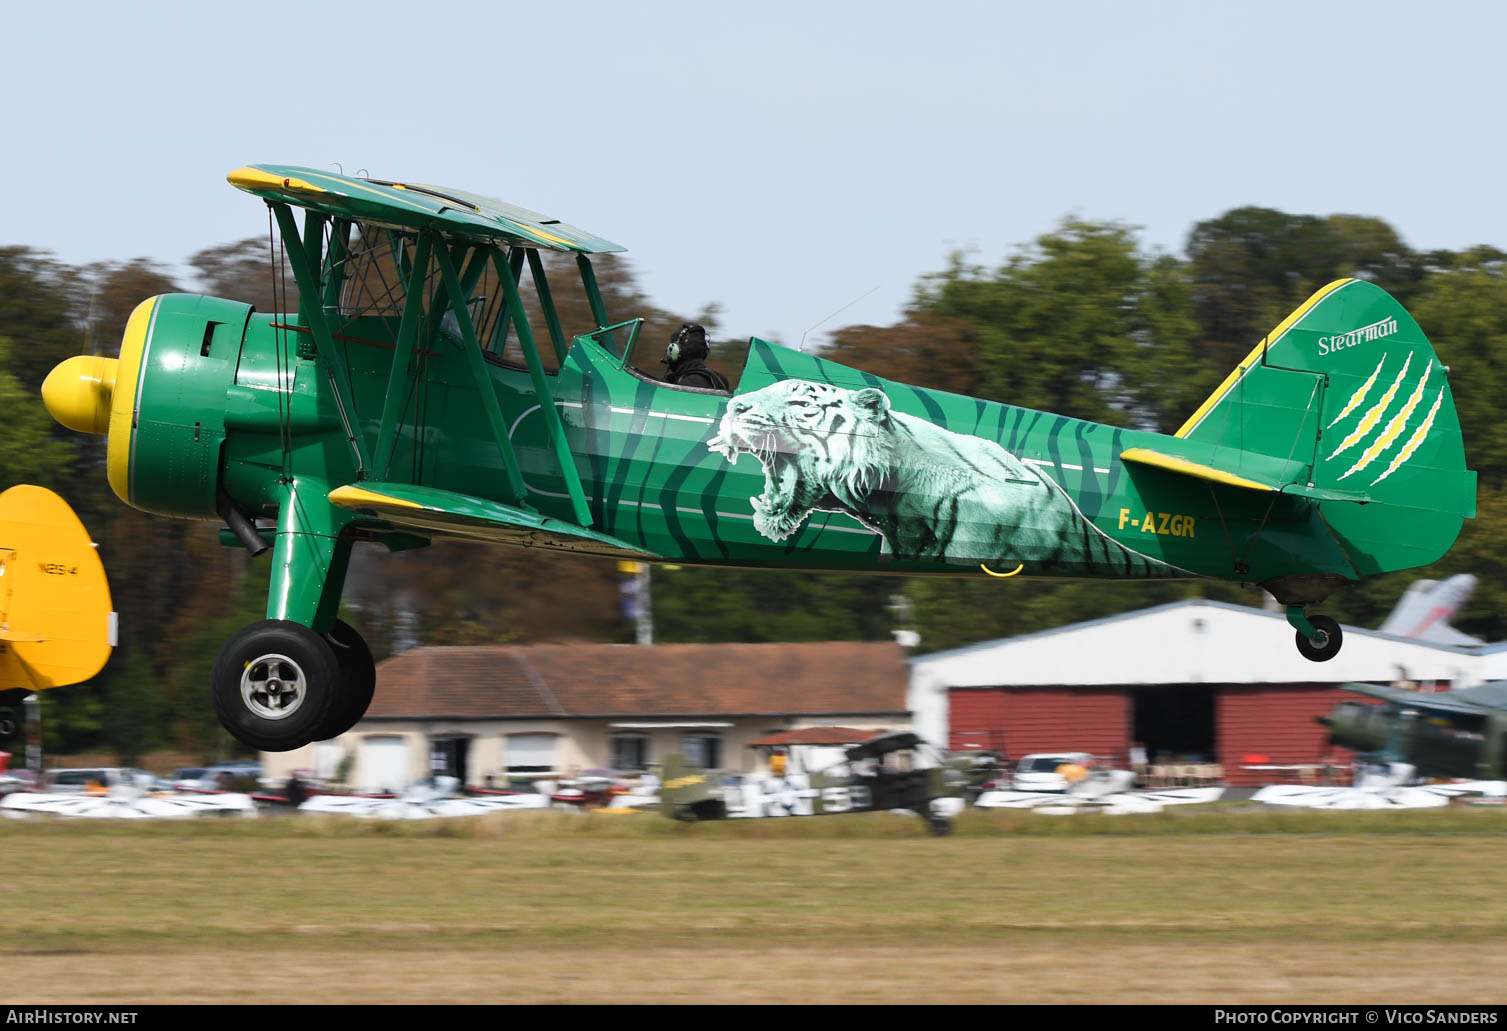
[6,805,1507,1004]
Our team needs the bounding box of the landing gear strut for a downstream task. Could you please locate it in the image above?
[1288,607,1343,662]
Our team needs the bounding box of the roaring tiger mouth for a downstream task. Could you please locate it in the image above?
[707,419,800,530]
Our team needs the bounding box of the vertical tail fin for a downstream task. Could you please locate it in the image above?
[0,486,114,691]
[658,753,728,821]
[1177,279,1475,575]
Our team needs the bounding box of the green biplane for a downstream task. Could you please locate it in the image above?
[40,165,1476,751]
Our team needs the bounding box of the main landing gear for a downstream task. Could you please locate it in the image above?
[211,619,376,752]
[1287,606,1343,662]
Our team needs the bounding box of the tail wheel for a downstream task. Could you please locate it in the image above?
[1295,615,1343,662]
[212,620,340,752]
[0,705,22,744]
[310,620,376,742]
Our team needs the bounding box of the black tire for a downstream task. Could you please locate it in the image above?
[309,620,376,742]
[928,815,953,837]
[212,620,341,752]
[0,705,22,744]
[1295,615,1343,662]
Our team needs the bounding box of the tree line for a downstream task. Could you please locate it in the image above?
[3,204,1506,759]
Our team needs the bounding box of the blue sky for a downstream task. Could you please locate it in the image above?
[8,0,1504,347]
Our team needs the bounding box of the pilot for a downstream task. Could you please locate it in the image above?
[662,323,730,391]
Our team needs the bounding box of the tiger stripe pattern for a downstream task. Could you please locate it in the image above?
[707,380,1184,577]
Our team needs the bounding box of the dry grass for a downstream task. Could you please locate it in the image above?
[5,806,1507,1003]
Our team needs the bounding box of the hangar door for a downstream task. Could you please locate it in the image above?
[1131,685,1215,764]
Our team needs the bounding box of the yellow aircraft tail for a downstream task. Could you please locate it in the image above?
[0,485,114,693]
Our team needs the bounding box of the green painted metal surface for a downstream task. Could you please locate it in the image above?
[122,279,1476,589]
[81,183,1477,635]
[228,164,625,254]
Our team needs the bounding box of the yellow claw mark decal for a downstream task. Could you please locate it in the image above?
[1371,388,1444,486]
[1337,364,1431,481]
[980,562,1024,578]
[1328,353,1412,460]
[1327,354,1387,428]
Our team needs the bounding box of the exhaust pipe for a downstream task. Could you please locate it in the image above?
[217,484,269,557]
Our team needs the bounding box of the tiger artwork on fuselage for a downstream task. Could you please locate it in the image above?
[706,380,1183,577]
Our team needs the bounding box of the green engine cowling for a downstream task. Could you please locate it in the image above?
[43,293,250,520]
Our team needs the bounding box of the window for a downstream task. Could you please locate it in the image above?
[505,733,558,774]
[611,734,649,772]
[681,734,722,771]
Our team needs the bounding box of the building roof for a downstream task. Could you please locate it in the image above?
[908,598,1484,689]
[746,726,885,747]
[365,641,910,720]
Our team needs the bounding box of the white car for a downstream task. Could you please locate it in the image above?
[1010,753,1094,793]
[43,768,154,793]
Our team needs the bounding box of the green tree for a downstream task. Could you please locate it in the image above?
[0,336,76,490]
[0,248,79,391]
[652,567,895,643]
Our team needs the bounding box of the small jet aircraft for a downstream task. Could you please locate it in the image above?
[39,165,1476,751]
[1377,574,1480,645]
[0,485,115,744]
[656,731,970,835]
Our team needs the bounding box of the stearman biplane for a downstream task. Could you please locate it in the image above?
[40,165,1476,752]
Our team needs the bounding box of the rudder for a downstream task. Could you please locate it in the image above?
[1177,279,1475,575]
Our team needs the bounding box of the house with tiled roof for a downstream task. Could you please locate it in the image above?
[263,641,911,792]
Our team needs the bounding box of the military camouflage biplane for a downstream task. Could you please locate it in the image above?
[657,731,969,835]
[40,165,1476,751]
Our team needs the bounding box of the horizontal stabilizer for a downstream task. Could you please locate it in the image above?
[1121,447,1376,503]
[328,482,656,560]
[1120,448,1276,493]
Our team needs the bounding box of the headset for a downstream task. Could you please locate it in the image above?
[665,323,708,365]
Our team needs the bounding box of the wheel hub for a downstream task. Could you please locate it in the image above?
[241,654,307,720]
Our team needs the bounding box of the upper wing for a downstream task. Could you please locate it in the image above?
[328,482,655,560]
[227,165,625,253]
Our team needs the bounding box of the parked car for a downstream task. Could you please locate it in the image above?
[174,763,263,791]
[1010,753,1094,793]
[43,768,154,793]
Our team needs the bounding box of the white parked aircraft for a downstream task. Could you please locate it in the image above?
[1378,574,1481,646]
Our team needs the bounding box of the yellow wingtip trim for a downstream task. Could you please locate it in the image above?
[328,485,425,510]
[1174,278,1355,439]
[980,562,1024,578]
[1120,447,1275,493]
[226,166,327,194]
